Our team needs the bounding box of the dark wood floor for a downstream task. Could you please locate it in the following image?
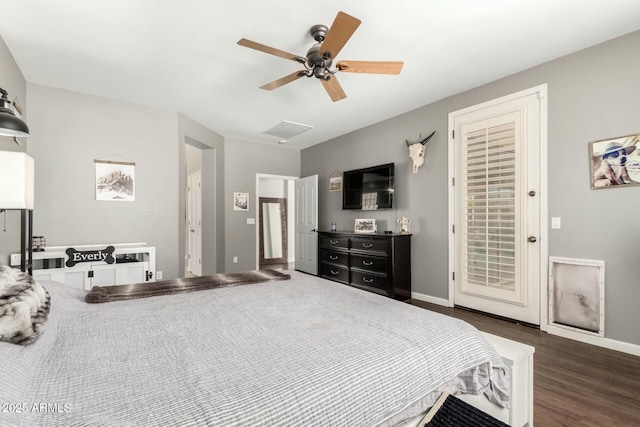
[259,262,294,270]
[408,300,640,427]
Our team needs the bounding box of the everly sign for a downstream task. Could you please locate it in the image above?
[65,246,115,268]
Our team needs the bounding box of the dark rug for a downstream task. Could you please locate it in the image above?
[85,269,291,303]
[420,391,509,427]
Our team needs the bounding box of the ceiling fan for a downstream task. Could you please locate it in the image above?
[237,11,403,102]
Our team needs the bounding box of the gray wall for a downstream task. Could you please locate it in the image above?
[0,34,27,265]
[301,30,640,346]
[27,83,181,279]
[224,139,300,272]
[178,114,225,276]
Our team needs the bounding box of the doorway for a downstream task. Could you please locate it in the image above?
[185,142,203,277]
[448,85,548,325]
[186,170,202,276]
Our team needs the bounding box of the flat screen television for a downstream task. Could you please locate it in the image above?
[342,163,394,210]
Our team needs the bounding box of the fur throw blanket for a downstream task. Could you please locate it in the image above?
[85,269,291,303]
[0,266,50,345]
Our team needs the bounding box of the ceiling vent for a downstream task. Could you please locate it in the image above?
[263,120,313,139]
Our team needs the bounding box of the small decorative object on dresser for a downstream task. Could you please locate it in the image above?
[354,218,376,233]
[318,231,411,300]
[398,215,411,234]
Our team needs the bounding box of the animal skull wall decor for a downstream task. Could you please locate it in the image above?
[406,130,436,174]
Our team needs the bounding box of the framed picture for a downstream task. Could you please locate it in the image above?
[233,192,249,211]
[354,218,376,233]
[549,257,604,336]
[95,160,135,201]
[329,171,342,192]
[589,134,640,189]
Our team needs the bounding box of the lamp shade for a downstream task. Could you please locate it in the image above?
[0,151,34,209]
[0,93,29,137]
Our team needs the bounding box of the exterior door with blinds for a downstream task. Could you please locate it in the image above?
[450,87,544,325]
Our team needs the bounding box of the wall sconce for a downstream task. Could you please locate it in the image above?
[0,87,29,137]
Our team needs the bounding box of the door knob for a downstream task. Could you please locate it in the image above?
[528,236,537,243]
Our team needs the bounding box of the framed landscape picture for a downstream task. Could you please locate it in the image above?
[329,176,342,192]
[95,160,135,201]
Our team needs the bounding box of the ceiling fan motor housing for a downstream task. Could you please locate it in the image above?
[306,43,333,80]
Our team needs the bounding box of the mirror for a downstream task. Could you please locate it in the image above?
[259,197,287,265]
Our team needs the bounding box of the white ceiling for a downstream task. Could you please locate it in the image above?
[1,0,639,149]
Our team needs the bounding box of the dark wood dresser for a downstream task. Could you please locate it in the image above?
[318,231,411,300]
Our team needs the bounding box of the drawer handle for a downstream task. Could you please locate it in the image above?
[362,260,373,266]
[363,277,374,283]
[329,255,339,261]
[362,243,373,248]
[329,240,339,245]
[330,270,339,275]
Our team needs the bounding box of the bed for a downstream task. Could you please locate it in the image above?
[1,270,523,426]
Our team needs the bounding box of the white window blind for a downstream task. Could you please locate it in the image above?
[463,122,517,291]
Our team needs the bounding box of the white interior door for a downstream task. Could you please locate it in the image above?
[187,171,202,276]
[450,87,545,325]
[295,175,318,275]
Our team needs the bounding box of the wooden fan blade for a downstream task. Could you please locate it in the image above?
[238,38,307,64]
[260,71,307,90]
[319,11,361,60]
[336,61,404,74]
[321,76,347,102]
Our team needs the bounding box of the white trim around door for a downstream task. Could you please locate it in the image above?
[448,84,549,329]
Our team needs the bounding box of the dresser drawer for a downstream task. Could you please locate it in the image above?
[320,249,349,267]
[320,235,349,249]
[351,270,388,292]
[350,237,389,254]
[320,263,349,283]
[351,254,387,274]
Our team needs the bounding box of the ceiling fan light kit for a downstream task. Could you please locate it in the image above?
[237,11,403,102]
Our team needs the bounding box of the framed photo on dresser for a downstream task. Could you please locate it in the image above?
[354,218,376,233]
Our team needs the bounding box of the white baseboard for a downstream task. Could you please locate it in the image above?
[546,325,640,357]
[413,292,640,357]
[411,291,450,307]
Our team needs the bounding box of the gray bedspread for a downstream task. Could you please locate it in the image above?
[0,271,508,426]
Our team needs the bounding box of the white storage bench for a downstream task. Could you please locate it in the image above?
[11,242,156,290]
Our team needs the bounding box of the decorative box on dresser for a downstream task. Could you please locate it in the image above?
[318,231,411,300]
